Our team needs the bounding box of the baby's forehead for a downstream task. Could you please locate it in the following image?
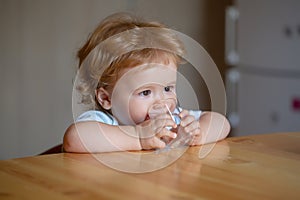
[128,62,176,75]
[115,63,177,91]
[120,58,177,74]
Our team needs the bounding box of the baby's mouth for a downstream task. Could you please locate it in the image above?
[145,115,150,121]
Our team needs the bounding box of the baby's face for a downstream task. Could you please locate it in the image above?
[111,62,178,125]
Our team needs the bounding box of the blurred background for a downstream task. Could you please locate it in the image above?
[1,0,299,160]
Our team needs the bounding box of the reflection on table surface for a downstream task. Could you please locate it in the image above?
[0,132,299,199]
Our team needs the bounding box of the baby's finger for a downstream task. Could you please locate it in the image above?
[156,128,177,139]
[189,134,202,146]
[183,120,200,134]
[180,115,196,127]
[179,109,189,118]
[153,137,167,149]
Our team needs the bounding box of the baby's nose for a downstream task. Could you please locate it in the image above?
[153,98,177,111]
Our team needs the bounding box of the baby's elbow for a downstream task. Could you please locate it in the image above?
[207,111,231,140]
[63,124,83,153]
[214,112,231,140]
[222,116,231,139]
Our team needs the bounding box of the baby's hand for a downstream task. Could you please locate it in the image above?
[178,110,202,146]
[136,113,177,150]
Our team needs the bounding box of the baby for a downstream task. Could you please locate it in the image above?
[63,12,230,153]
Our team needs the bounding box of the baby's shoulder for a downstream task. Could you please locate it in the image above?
[76,110,118,125]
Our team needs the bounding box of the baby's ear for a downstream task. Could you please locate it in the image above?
[96,87,112,110]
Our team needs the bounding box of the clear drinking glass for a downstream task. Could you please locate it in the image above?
[148,98,193,151]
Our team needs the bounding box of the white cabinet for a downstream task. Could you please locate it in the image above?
[227,68,300,136]
[236,0,300,71]
[226,0,300,136]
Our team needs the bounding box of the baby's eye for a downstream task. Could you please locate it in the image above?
[139,90,151,96]
[164,86,174,92]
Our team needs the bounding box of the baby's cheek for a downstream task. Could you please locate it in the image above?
[129,102,149,124]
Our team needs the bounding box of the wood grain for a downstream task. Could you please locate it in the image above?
[0,132,299,199]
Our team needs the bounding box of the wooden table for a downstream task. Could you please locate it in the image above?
[0,132,300,199]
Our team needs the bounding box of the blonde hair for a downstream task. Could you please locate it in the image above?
[76,12,185,110]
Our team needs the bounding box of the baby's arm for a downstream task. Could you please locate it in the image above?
[178,111,231,146]
[196,111,231,144]
[63,113,177,153]
[63,122,141,153]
